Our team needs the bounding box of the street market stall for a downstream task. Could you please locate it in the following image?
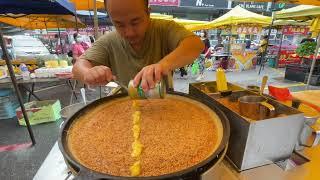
[268,20,310,68]
[191,6,271,71]
[0,0,78,147]
[275,5,320,86]
[235,1,320,85]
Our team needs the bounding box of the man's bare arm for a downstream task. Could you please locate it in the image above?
[72,58,114,86]
[134,36,204,91]
[159,36,204,72]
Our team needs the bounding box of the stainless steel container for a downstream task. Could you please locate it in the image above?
[189,82,305,171]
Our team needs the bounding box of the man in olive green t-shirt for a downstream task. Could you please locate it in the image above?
[73,0,204,91]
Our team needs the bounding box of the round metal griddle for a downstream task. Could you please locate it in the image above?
[58,92,230,180]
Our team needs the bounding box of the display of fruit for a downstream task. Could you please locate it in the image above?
[27,64,38,72]
[13,66,22,75]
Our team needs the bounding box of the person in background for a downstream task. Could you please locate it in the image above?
[214,37,224,52]
[300,32,315,44]
[257,35,269,65]
[196,30,211,81]
[245,38,251,49]
[89,36,95,44]
[72,34,85,63]
[179,66,188,79]
[55,34,68,54]
[73,33,90,51]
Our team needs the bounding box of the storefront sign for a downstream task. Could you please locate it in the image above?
[180,0,228,8]
[149,0,180,6]
[232,25,262,35]
[274,3,297,11]
[232,2,268,11]
[282,26,309,35]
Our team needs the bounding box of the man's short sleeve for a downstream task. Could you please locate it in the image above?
[81,34,110,67]
[165,21,196,52]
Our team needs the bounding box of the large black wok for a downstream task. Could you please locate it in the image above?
[58,92,230,180]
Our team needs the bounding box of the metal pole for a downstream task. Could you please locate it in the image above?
[259,0,276,75]
[228,27,232,55]
[44,18,54,54]
[275,32,284,69]
[87,0,93,33]
[0,28,36,145]
[306,34,320,88]
[56,18,64,54]
[74,12,79,33]
[93,0,99,39]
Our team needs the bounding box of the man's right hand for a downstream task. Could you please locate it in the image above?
[83,66,114,86]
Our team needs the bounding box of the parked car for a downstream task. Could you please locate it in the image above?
[11,35,50,59]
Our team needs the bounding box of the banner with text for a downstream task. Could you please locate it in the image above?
[282,26,309,35]
[180,0,228,8]
[149,0,180,6]
[232,25,262,35]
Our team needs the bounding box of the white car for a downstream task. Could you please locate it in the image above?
[11,35,50,59]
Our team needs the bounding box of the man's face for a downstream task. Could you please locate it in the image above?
[106,0,150,46]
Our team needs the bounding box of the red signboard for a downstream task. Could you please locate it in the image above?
[282,26,309,35]
[149,0,180,6]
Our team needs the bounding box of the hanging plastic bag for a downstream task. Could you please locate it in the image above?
[191,61,199,75]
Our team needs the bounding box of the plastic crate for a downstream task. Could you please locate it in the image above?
[268,58,276,68]
[285,67,306,83]
[305,74,320,86]
[0,89,20,120]
[286,64,320,75]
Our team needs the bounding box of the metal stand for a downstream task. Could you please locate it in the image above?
[259,0,276,75]
[306,34,320,88]
[93,0,99,39]
[56,18,64,54]
[25,83,41,102]
[74,12,79,32]
[275,33,284,69]
[0,28,36,145]
[67,79,78,100]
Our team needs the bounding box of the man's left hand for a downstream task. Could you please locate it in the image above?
[133,63,168,92]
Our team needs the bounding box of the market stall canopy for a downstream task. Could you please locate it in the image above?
[150,13,173,20]
[275,5,320,20]
[0,0,75,15]
[150,14,208,31]
[0,15,85,29]
[310,17,320,35]
[273,20,310,26]
[275,5,320,37]
[189,6,271,30]
[233,0,320,6]
[174,19,209,31]
[173,18,209,26]
[69,0,105,10]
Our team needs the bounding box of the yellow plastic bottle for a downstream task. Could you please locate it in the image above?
[216,68,228,92]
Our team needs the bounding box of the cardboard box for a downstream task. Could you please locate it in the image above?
[16,100,61,126]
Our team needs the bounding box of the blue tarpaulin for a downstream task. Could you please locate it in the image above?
[0,0,75,15]
[77,10,106,16]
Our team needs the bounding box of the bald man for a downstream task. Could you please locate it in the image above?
[73,0,204,91]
